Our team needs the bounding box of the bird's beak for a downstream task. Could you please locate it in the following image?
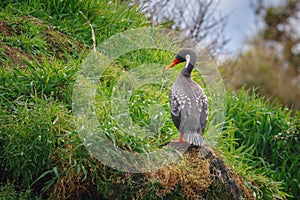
[165,61,177,70]
[165,58,180,70]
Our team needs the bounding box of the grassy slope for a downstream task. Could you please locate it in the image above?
[0,0,299,199]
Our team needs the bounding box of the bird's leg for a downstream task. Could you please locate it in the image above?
[171,133,187,143]
[179,133,184,142]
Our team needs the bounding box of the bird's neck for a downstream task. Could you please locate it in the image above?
[180,63,194,78]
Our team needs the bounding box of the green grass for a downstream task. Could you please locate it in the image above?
[93,49,177,153]
[0,182,38,200]
[222,88,300,199]
[0,0,299,199]
[1,0,149,46]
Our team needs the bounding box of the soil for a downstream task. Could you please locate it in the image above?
[0,17,85,69]
[0,21,15,37]
[0,42,34,69]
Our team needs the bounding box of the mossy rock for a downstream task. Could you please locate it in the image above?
[99,145,253,200]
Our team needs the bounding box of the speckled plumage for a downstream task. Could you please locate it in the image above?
[167,49,208,146]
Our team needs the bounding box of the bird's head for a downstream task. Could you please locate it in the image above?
[165,48,197,71]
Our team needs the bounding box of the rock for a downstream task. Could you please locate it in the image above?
[186,145,253,200]
[108,144,254,200]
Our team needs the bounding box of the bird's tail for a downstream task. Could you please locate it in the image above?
[186,133,205,146]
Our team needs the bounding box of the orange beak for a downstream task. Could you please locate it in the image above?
[165,58,180,70]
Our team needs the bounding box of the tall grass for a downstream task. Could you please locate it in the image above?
[93,49,177,153]
[222,88,300,199]
[0,0,149,46]
[0,96,74,187]
[0,0,153,198]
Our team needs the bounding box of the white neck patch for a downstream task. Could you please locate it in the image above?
[184,54,190,68]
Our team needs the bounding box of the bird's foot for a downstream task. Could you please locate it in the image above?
[171,133,187,143]
[171,139,188,143]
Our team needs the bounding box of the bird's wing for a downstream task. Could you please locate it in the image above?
[199,93,208,132]
[170,89,183,129]
[192,85,208,133]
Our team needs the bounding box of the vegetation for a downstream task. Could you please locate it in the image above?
[222,88,299,199]
[221,0,300,109]
[0,0,299,199]
[254,0,300,73]
[220,3,300,197]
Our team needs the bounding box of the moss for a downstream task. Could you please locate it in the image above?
[98,145,252,200]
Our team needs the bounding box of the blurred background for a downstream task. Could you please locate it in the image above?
[134,0,300,110]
